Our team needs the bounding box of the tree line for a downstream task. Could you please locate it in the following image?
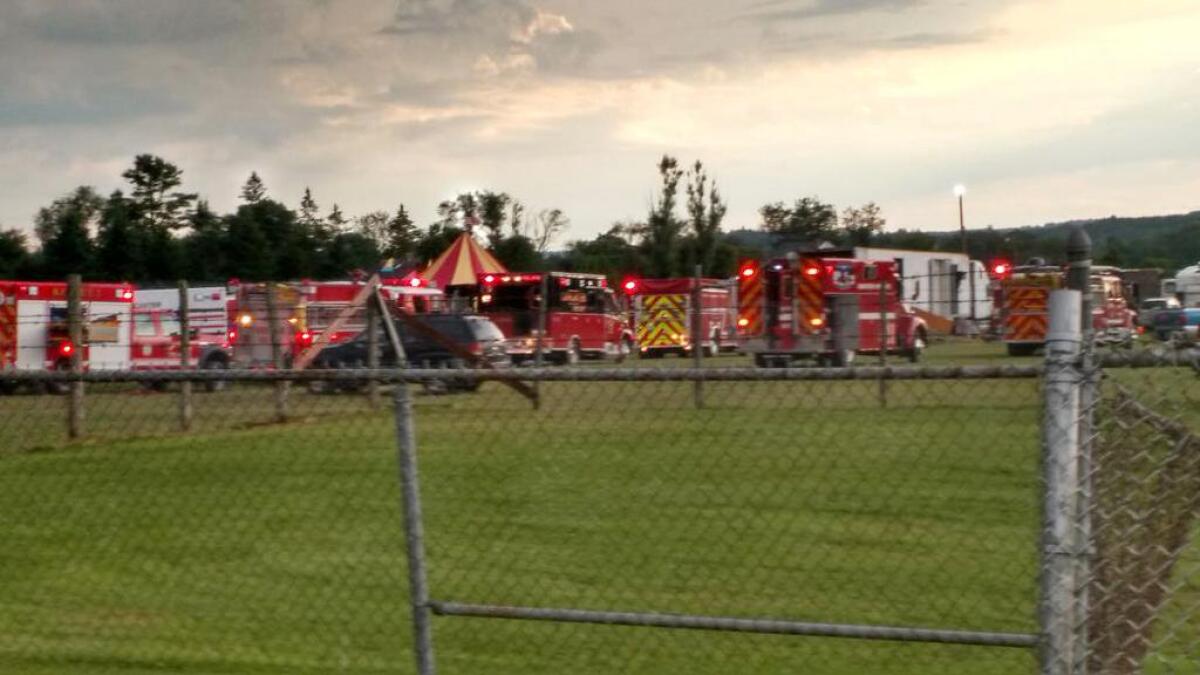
[0,154,578,284]
[8,151,1187,286]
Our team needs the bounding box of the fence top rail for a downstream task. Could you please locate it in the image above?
[1095,348,1200,370]
[1,364,1045,384]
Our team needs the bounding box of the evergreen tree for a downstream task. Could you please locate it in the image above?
[385,205,419,260]
[241,171,267,204]
[0,229,31,279]
[644,155,684,277]
[685,161,727,274]
[41,200,95,276]
[121,155,196,231]
[327,204,348,233]
[34,187,103,247]
[95,191,142,280]
[223,207,272,281]
[182,200,227,282]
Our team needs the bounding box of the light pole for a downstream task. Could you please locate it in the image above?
[954,184,975,323]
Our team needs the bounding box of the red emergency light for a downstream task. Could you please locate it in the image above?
[58,340,74,357]
[621,278,639,295]
[990,259,1012,280]
[482,274,496,285]
[803,264,821,278]
[407,277,424,288]
[227,328,238,343]
[295,331,314,348]
[739,263,757,279]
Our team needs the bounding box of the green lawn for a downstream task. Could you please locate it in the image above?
[0,338,1194,674]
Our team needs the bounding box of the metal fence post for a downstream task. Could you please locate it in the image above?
[179,281,193,431]
[66,274,84,439]
[534,274,547,410]
[1040,289,1084,675]
[1066,228,1092,340]
[265,285,288,423]
[1065,227,1094,673]
[393,382,436,675]
[367,296,380,409]
[878,277,888,408]
[692,264,704,410]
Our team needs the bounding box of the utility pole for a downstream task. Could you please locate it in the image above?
[956,184,976,324]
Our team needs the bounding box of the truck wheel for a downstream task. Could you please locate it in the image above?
[0,380,16,396]
[1006,343,1036,357]
[45,360,72,395]
[615,336,634,363]
[563,341,581,366]
[908,328,927,363]
[834,349,856,368]
[201,356,230,392]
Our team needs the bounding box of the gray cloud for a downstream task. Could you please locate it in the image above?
[745,0,925,22]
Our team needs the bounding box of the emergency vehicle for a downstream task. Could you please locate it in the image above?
[135,286,234,344]
[298,278,445,347]
[478,272,633,364]
[991,263,1136,356]
[228,281,308,367]
[621,277,737,357]
[0,281,232,393]
[735,256,928,367]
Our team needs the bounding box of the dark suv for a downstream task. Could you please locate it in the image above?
[308,313,509,393]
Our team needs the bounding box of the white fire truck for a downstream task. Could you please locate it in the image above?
[736,255,928,367]
[0,280,233,393]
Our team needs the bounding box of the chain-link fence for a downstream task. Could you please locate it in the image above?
[1,341,1198,673]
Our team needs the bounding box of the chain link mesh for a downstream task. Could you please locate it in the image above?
[0,351,1196,673]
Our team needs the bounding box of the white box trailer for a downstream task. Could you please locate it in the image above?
[0,281,135,371]
[1164,262,1200,308]
[853,247,992,323]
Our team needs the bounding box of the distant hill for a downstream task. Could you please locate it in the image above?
[725,211,1200,274]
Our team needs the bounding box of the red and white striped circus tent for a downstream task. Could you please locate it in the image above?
[419,233,507,289]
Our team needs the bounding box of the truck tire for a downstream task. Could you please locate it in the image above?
[1006,343,1037,357]
[615,336,634,363]
[0,380,16,395]
[563,340,581,366]
[907,328,927,363]
[201,355,230,392]
[834,348,856,368]
[45,359,72,395]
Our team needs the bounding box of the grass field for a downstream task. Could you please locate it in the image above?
[0,339,1195,674]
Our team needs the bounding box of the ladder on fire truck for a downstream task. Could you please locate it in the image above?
[291,272,538,405]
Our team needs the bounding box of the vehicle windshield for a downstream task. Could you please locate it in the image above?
[161,318,182,336]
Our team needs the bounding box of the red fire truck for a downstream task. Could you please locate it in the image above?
[735,256,928,367]
[297,279,445,347]
[0,280,233,393]
[478,272,633,364]
[991,262,1136,356]
[621,277,737,357]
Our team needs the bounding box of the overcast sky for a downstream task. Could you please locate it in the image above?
[2,0,1199,243]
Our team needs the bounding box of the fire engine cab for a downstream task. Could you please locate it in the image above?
[991,262,1136,355]
[478,272,633,364]
[621,277,737,357]
[736,256,928,367]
